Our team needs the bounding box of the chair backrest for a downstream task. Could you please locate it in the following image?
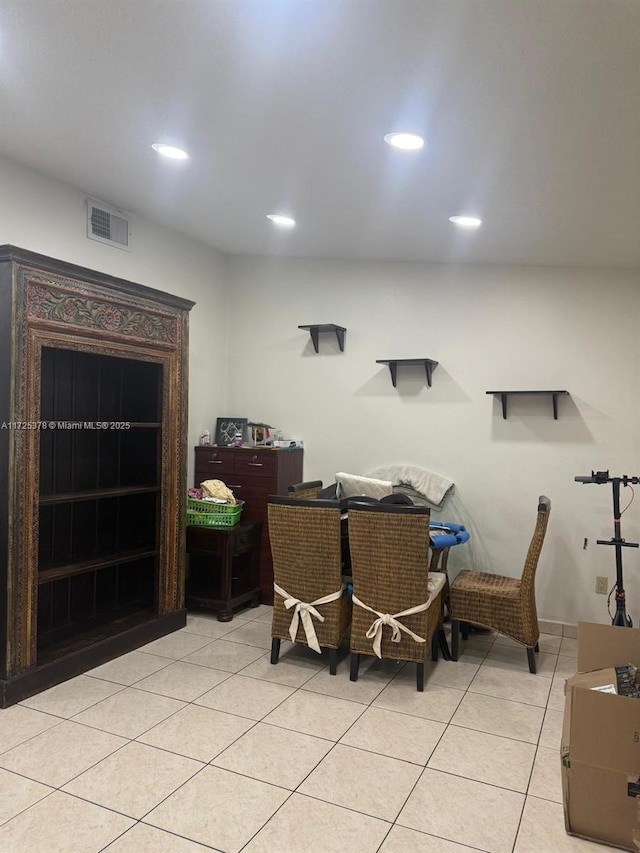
[267,496,343,602]
[520,495,551,591]
[347,501,431,616]
[287,480,324,500]
[380,492,415,506]
[318,482,338,499]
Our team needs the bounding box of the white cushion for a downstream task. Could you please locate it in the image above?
[335,472,393,500]
[427,571,447,604]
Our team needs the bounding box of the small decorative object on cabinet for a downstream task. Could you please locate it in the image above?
[376,358,439,388]
[0,245,194,708]
[214,417,248,446]
[247,422,273,446]
[298,324,346,353]
[486,390,569,420]
[193,446,303,603]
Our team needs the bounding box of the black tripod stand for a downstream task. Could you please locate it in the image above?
[575,471,639,627]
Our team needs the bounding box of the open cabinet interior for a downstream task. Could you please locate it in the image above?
[0,245,194,707]
[37,348,163,661]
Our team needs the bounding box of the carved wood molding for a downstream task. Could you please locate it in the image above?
[26,280,178,344]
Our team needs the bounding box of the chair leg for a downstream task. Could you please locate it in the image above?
[534,642,539,653]
[526,646,537,674]
[461,621,470,640]
[451,619,460,661]
[431,634,439,661]
[329,648,338,675]
[438,628,452,661]
[270,638,281,665]
[350,653,360,682]
[417,662,424,692]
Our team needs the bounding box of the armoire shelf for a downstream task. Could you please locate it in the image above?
[486,390,569,420]
[376,358,439,388]
[298,324,346,353]
[38,547,159,584]
[0,245,194,708]
[39,485,160,505]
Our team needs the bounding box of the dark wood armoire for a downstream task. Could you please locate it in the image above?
[0,245,194,707]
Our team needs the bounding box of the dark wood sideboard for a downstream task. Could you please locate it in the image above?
[193,446,303,603]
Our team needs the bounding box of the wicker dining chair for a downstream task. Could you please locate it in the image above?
[288,480,324,499]
[449,495,551,674]
[347,502,447,692]
[267,495,352,674]
[288,480,338,500]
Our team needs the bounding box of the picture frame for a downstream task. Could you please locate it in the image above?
[215,417,248,446]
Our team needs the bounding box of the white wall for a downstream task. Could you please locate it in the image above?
[0,156,228,482]
[4,154,639,627]
[225,255,640,626]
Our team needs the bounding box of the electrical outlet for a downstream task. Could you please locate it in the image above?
[595,576,608,595]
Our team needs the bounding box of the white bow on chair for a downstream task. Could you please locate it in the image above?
[274,583,344,654]
[351,595,428,659]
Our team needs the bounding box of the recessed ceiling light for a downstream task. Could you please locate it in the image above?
[384,132,425,151]
[151,143,189,160]
[266,214,296,228]
[449,215,482,228]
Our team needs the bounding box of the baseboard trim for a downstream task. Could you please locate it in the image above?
[539,619,577,638]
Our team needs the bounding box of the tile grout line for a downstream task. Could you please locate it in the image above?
[468,630,529,853]
[97,816,222,853]
[425,629,530,853]
[509,637,566,852]
[77,663,299,853]
[236,647,415,852]
[0,785,59,832]
[236,633,415,850]
[13,680,130,727]
[235,641,367,851]
[191,623,547,849]
[1,613,570,851]
[376,629,497,851]
[240,631,469,849]
[4,614,356,849]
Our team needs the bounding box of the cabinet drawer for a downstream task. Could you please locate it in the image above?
[233,523,262,555]
[194,448,235,476]
[194,468,239,489]
[234,451,278,478]
[225,479,273,517]
[227,474,275,502]
[186,526,226,556]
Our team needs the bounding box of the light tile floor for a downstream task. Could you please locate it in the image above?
[0,607,614,852]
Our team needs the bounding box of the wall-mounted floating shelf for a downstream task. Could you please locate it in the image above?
[486,390,569,420]
[376,358,439,388]
[298,324,346,353]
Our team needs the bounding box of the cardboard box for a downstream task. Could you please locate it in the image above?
[562,622,640,851]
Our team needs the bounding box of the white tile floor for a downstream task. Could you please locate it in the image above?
[0,607,614,852]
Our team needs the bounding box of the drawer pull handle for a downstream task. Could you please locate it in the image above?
[229,485,242,489]
[208,460,222,464]
[248,463,263,467]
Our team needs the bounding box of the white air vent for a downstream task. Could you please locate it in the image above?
[87,199,131,250]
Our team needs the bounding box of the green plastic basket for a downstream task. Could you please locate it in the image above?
[186,497,244,528]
